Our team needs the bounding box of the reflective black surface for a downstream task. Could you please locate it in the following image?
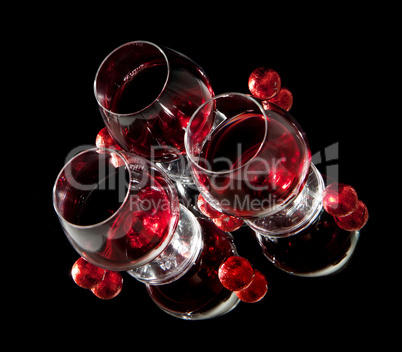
[1,2,401,351]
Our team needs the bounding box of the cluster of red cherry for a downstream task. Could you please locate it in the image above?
[247,67,369,232]
[322,182,369,231]
[248,67,293,111]
[71,257,123,300]
[196,196,268,303]
[218,256,268,303]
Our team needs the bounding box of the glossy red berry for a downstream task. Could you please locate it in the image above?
[213,214,244,232]
[197,194,222,219]
[96,127,125,167]
[334,200,369,231]
[248,67,281,100]
[236,270,268,303]
[91,271,123,300]
[268,87,293,111]
[218,256,254,291]
[323,182,358,217]
[96,127,121,150]
[71,257,105,289]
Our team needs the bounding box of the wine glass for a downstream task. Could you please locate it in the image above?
[53,147,202,284]
[186,93,360,277]
[94,41,214,182]
[185,92,311,219]
[145,218,240,320]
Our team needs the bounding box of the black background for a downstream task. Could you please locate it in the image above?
[1,1,401,351]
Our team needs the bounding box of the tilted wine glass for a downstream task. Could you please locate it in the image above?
[53,148,243,319]
[53,147,202,284]
[185,93,360,276]
[94,41,214,182]
[185,92,311,219]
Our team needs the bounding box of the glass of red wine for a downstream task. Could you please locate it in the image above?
[53,148,202,284]
[186,93,360,276]
[94,41,214,182]
[185,93,311,219]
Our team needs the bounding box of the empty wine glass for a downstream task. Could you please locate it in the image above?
[53,148,201,284]
[94,41,214,182]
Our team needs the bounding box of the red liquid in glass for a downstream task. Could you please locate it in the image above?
[75,167,174,267]
[106,62,213,161]
[197,113,309,217]
[147,219,237,317]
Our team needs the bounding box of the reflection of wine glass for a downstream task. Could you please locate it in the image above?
[146,218,240,320]
[94,41,214,165]
[185,93,311,219]
[53,148,201,284]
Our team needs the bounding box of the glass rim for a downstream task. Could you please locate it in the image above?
[184,92,269,176]
[93,40,170,117]
[52,147,132,229]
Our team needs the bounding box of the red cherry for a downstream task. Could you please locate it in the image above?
[323,182,358,217]
[197,194,222,219]
[213,214,244,232]
[71,257,105,289]
[95,127,125,168]
[267,87,293,111]
[248,67,281,100]
[91,271,123,300]
[334,200,369,231]
[236,270,268,303]
[218,256,254,291]
[95,127,121,150]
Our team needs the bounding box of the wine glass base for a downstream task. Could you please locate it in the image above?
[246,163,325,237]
[127,204,202,285]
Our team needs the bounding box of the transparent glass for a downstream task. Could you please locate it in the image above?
[185,93,311,219]
[250,165,360,277]
[94,41,214,163]
[256,213,360,277]
[146,218,240,320]
[54,151,204,286]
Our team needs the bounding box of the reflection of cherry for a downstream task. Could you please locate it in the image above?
[335,200,369,231]
[91,271,123,300]
[236,270,268,303]
[323,182,358,217]
[218,256,254,291]
[71,257,105,289]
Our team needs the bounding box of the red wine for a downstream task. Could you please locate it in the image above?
[109,64,167,114]
[147,219,237,318]
[197,112,309,218]
[104,60,213,161]
[72,166,175,267]
[258,211,359,276]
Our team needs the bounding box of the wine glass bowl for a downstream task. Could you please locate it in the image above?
[94,41,214,162]
[185,93,311,219]
[53,148,180,271]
